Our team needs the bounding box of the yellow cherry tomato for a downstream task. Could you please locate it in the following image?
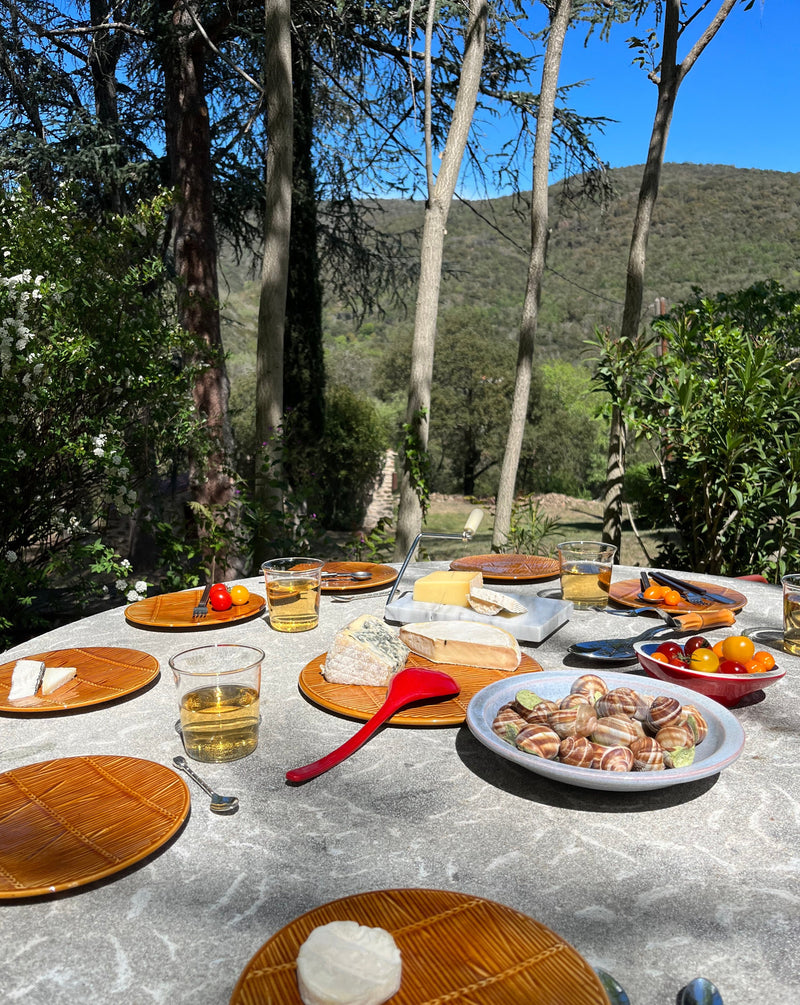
[662,589,681,607]
[720,635,755,664]
[643,585,666,603]
[689,648,720,674]
[229,584,250,606]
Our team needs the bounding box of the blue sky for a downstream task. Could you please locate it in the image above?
[470,0,797,195]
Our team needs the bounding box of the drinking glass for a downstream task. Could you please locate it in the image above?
[557,540,617,609]
[261,557,324,632]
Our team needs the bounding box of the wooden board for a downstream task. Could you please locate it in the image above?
[0,755,189,898]
[298,651,542,726]
[125,589,265,629]
[231,888,610,1005]
[0,647,159,713]
[450,554,559,581]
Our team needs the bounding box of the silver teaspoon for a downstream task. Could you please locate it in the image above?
[322,570,372,580]
[172,756,239,814]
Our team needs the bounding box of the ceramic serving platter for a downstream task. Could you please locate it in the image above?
[0,755,189,898]
[125,588,265,629]
[0,647,159,713]
[467,671,746,792]
[230,887,610,1005]
[299,651,542,726]
[450,553,560,581]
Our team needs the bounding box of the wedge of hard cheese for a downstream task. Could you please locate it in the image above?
[412,570,482,608]
[399,620,521,671]
[41,666,77,696]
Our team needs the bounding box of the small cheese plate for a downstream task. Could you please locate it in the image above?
[384,590,572,643]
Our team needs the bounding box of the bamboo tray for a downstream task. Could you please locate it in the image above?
[0,646,159,713]
[125,588,266,629]
[321,561,398,593]
[0,755,190,898]
[230,888,610,1005]
[298,651,542,726]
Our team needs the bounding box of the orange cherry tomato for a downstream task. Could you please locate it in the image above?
[743,658,765,674]
[229,584,250,606]
[712,639,726,658]
[643,585,666,603]
[649,651,670,664]
[689,648,720,673]
[721,635,755,664]
[753,650,776,671]
[662,589,681,607]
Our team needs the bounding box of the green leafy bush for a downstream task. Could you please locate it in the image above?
[0,182,208,648]
[630,288,800,579]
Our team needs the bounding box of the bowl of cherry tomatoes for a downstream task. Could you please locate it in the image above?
[634,634,785,707]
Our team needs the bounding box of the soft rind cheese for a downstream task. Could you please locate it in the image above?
[322,615,409,686]
[41,667,77,695]
[412,570,483,607]
[297,920,402,1005]
[467,586,527,616]
[8,660,45,701]
[399,620,521,671]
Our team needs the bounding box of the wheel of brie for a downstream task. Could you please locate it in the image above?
[296,920,402,1005]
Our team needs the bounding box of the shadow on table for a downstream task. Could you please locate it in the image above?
[453,727,718,812]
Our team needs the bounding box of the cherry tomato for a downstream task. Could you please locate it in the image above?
[662,589,682,607]
[656,641,684,664]
[753,650,776,671]
[712,639,726,658]
[649,651,670,664]
[742,658,766,674]
[643,585,666,603]
[683,635,710,656]
[209,583,232,611]
[229,584,250,606]
[721,635,755,663]
[718,659,748,675]
[689,648,719,673]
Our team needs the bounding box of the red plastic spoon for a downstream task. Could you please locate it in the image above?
[286,668,460,784]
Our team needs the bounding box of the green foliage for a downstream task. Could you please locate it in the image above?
[0,182,209,649]
[312,385,388,530]
[345,516,396,563]
[400,407,432,519]
[505,495,562,556]
[629,287,800,579]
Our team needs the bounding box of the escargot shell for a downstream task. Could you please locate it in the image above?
[682,704,708,744]
[596,687,640,718]
[629,736,665,772]
[646,695,683,733]
[569,674,608,704]
[492,704,527,743]
[547,703,597,740]
[515,723,560,759]
[591,714,639,748]
[558,736,595,768]
[597,745,635,772]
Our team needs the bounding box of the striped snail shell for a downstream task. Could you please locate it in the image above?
[598,745,635,772]
[514,723,560,759]
[591,714,639,748]
[646,695,683,733]
[629,736,665,771]
[558,736,595,768]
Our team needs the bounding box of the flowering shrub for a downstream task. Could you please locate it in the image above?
[0,181,209,648]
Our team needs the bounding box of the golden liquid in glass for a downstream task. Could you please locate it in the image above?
[783,595,800,655]
[266,578,320,632]
[180,683,259,762]
[560,562,612,609]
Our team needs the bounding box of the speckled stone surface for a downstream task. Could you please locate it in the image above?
[1,563,797,1005]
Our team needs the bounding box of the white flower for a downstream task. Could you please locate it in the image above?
[5,550,17,563]
[115,579,127,591]
[126,589,139,603]
[93,447,105,457]
[135,580,148,593]
[16,449,25,461]
[121,559,131,569]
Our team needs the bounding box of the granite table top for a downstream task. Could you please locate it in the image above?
[0,561,796,1005]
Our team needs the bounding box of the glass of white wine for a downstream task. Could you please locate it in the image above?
[782,573,800,656]
[261,557,325,632]
[169,643,264,762]
[556,540,617,610]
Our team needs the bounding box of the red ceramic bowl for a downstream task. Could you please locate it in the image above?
[634,641,785,708]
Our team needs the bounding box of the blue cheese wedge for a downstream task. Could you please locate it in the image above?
[322,614,409,686]
[8,660,46,700]
[297,920,402,1005]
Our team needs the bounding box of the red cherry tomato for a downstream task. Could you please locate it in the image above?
[683,635,710,656]
[208,583,232,611]
[656,641,684,664]
[718,659,748,675]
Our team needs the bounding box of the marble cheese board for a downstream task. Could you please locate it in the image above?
[384,590,572,643]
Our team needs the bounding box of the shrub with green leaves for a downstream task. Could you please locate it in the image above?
[0,182,209,648]
[631,288,800,580]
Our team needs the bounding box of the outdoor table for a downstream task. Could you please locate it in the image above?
[1,562,797,1005]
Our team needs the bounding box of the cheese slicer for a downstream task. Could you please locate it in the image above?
[286,668,460,783]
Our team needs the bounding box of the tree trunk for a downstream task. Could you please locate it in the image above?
[161,0,231,509]
[394,0,488,560]
[492,0,571,550]
[604,0,737,548]
[254,0,293,551]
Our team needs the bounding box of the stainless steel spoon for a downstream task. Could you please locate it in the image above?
[594,969,630,1005]
[323,570,372,580]
[172,756,239,814]
[677,977,724,1005]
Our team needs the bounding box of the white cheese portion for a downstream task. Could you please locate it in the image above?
[468,586,527,616]
[8,660,46,700]
[399,620,521,671]
[322,615,409,686]
[297,920,402,1005]
[41,667,77,695]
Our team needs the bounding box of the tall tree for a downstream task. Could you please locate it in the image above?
[394,0,489,560]
[600,0,743,553]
